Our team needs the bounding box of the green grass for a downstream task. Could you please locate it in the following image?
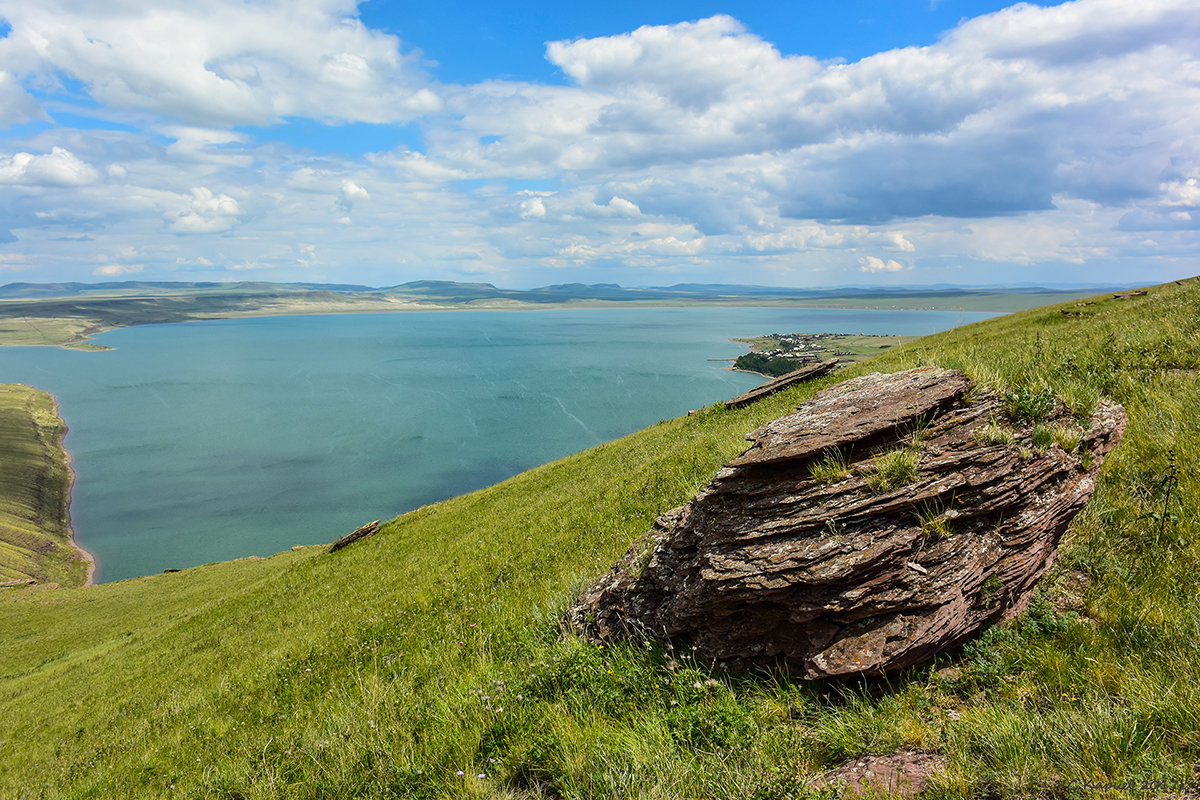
[1,279,1199,797]
[866,448,923,493]
[808,448,851,484]
[0,384,88,587]
[974,420,1017,447]
[1051,423,1083,454]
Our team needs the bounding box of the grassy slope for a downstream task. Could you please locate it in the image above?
[0,384,88,587]
[1,281,1198,798]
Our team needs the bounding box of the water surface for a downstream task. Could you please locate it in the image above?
[0,307,993,581]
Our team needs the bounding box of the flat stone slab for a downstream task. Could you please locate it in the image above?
[724,359,839,409]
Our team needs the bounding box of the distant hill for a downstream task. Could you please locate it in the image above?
[0,278,1121,349]
[0,278,1119,303]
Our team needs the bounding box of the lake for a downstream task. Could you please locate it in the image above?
[0,307,995,582]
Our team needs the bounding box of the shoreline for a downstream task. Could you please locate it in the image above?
[0,290,1041,351]
[53,396,97,586]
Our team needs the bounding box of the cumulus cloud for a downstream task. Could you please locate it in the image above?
[0,0,441,127]
[1161,178,1200,207]
[166,187,242,233]
[475,0,1200,227]
[860,256,907,273]
[94,263,144,276]
[519,197,547,219]
[1,0,1198,287]
[547,15,817,112]
[335,179,370,216]
[0,147,101,186]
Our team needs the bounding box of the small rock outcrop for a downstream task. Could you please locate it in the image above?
[328,520,382,553]
[809,750,949,797]
[725,359,840,409]
[568,367,1126,678]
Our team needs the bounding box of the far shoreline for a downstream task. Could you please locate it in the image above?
[0,283,1089,351]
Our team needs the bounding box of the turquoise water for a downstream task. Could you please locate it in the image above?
[0,307,994,582]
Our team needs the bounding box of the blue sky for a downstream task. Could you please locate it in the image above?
[0,0,1198,288]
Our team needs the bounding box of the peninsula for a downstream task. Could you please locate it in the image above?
[731,331,919,376]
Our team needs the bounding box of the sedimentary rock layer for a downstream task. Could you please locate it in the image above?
[569,367,1126,678]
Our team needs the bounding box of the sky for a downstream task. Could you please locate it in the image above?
[0,0,1198,289]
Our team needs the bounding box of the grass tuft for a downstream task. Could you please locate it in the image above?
[1003,385,1057,423]
[866,447,922,493]
[809,448,851,485]
[975,420,1017,447]
[1052,423,1083,453]
[1032,424,1055,451]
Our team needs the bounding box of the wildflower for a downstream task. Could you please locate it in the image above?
[478,773,487,779]
[456,770,465,776]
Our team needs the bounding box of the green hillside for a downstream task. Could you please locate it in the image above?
[0,384,88,587]
[1,280,1198,798]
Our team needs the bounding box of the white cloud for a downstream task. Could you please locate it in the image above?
[0,0,1198,288]
[0,0,441,127]
[860,256,906,273]
[334,179,370,217]
[166,187,242,233]
[0,70,45,126]
[340,180,370,203]
[0,147,100,186]
[519,197,546,219]
[1161,178,1200,207]
[93,263,144,276]
[603,196,641,217]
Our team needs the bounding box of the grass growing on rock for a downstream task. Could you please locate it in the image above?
[2,279,1200,798]
[808,448,851,485]
[866,448,923,493]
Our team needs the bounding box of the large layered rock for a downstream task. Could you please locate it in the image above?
[568,367,1126,678]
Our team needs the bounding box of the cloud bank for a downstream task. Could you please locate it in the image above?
[0,0,1197,287]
